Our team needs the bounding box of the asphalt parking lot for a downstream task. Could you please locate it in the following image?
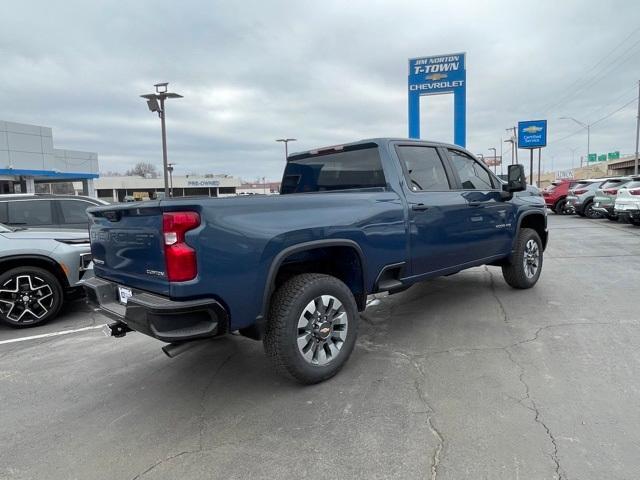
[1,215,640,480]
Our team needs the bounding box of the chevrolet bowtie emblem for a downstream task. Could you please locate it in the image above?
[426,73,448,81]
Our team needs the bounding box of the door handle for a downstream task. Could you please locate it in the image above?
[411,203,430,211]
[468,201,483,207]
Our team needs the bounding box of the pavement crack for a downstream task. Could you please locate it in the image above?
[129,353,234,480]
[131,450,196,480]
[504,348,565,480]
[405,355,444,480]
[485,266,509,324]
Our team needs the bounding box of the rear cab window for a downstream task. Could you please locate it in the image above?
[281,143,386,194]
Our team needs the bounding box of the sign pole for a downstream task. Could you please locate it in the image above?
[537,148,541,186]
[634,79,639,176]
[529,149,534,186]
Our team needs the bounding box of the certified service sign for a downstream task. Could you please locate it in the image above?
[518,120,547,149]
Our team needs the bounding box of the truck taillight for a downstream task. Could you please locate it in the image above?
[630,189,640,196]
[162,211,200,282]
[573,189,587,195]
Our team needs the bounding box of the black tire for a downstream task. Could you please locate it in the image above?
[606,214,618,222]
[264,273,359,384]
[583,200,600,219]
[501,228,543,289]
[554,198,568,215]
[630,218,640,227]
[0,267,64,328]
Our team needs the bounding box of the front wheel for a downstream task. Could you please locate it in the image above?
[0,267,64,328]
[264,273,358,384]
[502,228,543,289]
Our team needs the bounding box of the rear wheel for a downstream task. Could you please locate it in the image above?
[554,198,568,215]
[264,273,358,384]
[584,201,600,219]
[0,267,64,328]
[502,228,543,289]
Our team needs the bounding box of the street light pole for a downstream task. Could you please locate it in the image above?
[141,83,183,197]
[276,138,297,161]
[634,79,639,176]
[167,163,175,197]
[560,116,591,166]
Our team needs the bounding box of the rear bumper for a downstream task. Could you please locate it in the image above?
[81,276,227,343]
[615,207,640,218]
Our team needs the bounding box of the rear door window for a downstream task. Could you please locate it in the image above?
[600,179,628,189]
[397,146,450,191]
[7,200,54,226]
[448,150,495,190]
[58,200,91,225]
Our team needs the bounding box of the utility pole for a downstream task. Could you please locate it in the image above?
[506,127,518,163]
[488,147,497,174]
[141,83,183,197]
[635,79,640,176]
[499,139,504,175]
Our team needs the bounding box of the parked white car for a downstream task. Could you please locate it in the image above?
[614,179,640,226]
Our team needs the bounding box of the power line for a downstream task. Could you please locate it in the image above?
[541,26,640,115]
[548,95,639,147]
[583,84,637,122]
[591,96,638,127]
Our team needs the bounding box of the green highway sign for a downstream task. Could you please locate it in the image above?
[588,153,597,162]
[598,154,607,162]
[608,151,620,160]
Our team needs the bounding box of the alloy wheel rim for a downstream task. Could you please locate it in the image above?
[296,295,348,366]
[0,274,54,323]
[523,239,540,279]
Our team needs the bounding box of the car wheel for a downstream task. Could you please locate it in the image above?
[264,273,358,384]
[501,228,543,289]
[630,218,640,227]
[0,267,64,328]
[554,199,568,215]
[606,214,618,222]
[584,201,600,219]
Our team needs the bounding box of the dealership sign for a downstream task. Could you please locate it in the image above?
[187,180,220,187]
[484,156,502,167]
[408,52,466,146]
[517,120,547,149]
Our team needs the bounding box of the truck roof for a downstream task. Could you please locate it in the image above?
[288,137,463,160]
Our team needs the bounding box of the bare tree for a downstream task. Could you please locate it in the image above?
[126,162,159,178]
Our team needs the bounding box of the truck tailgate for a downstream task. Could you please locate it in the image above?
[88,203,170,295]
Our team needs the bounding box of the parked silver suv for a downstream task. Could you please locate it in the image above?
[0,223,92,327]
[565,178,611,218]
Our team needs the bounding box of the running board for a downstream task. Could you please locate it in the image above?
[377,278,404,291]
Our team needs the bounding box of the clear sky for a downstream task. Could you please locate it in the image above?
[1,0,639,180]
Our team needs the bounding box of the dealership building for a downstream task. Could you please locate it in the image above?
[95,175,242,202]
[0,120,99,195]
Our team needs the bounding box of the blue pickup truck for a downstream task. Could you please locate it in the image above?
[83,138,547,384]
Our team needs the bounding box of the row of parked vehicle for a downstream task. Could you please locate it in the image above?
[0,194,107,328]
[542,175,640,225]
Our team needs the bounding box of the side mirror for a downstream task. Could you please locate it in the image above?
[505,164,527,193]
